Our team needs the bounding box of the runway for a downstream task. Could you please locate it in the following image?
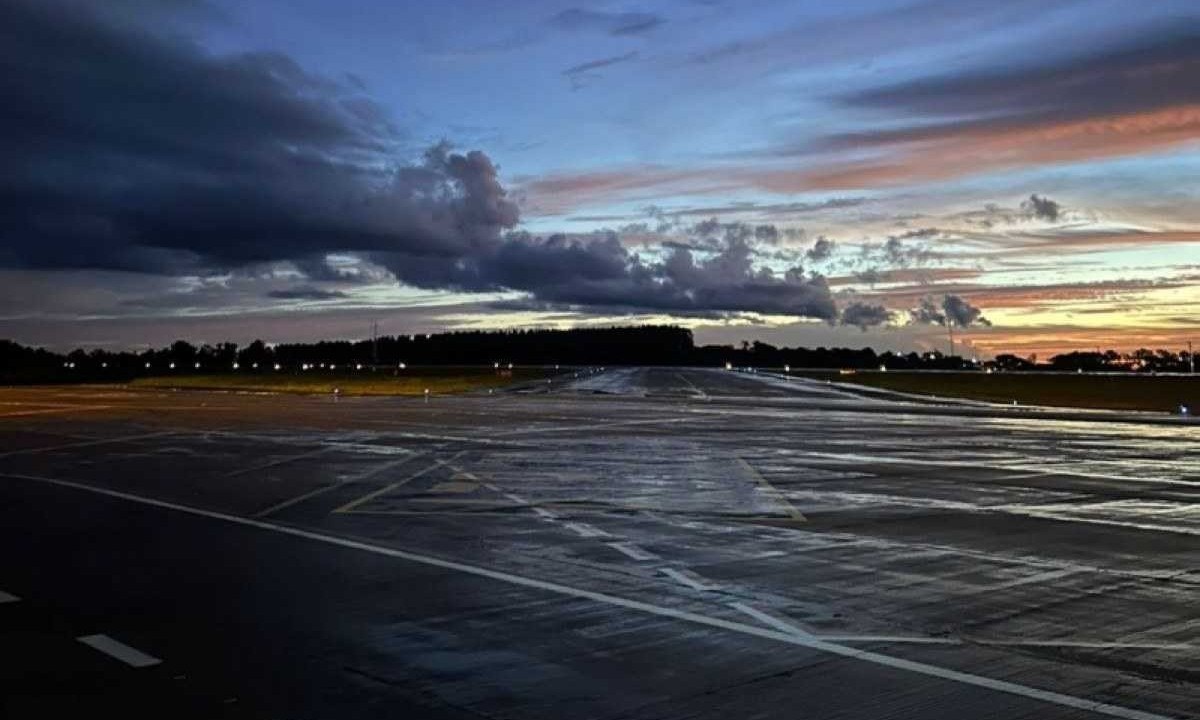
[0,368,1196,719]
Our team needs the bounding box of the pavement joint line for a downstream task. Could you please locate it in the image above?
[735,457,807,522]
[0,589,20,603]
[223,443,346,478]
[494,416,692,437]
[818,634,961,645]
[332,451,466,513]
[606,541,659,561]
[0,430,177,459]
[563,521,609,538]
[5,471,1184,720]
[730,602,814,638]
[659,568,715,592]
[253,452,427,518]
[673,372,708,399]
[797,451,1197,488]
[77,634,162,668]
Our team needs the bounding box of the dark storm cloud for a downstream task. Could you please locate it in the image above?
[0,0,840,323]
[1021,194,1061,222]
[942,294,991,328]
[805,237,836,262]
[549,8,665,36]
[840,302,891,331]
[377,228,838,321]
[836,24,1200,133]
[0,0,517,272]
[910,295,990,328]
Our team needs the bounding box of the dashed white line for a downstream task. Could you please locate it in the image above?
[77,634,161,668]
[660,567,715,591]
[0,589,20,604]
[12,472,1182,720]
[606,542,659,561]
[731,602,812,638]
[533,507,558,520]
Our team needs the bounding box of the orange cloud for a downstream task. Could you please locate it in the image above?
[775,105,1200,191]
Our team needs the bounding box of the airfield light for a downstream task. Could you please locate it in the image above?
[101,362,107,368]
[1181,405,1189,416]
[194,362,201,369]
[169,362,176,369]
[494,362,500,369]
[330,364,336,370]
[319,363,326,369]
[355,363,363,370]
[784,364,790,373]
[232,362,239,370]
[145,362,151,369]
[725,361,732,370]
[252,362,258,369]
[273,363,281,371]
[879,364,887,372]
[399,362,407,370]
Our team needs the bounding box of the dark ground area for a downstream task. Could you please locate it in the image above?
[0,368,1196,719]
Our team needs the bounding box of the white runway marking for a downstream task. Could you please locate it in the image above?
[660,568,715,591]
[77,634,161,668]
[11,472,1181,720]
[564,522,609,538]
[0,589,20,604]
[606,542,659,561]
[731,602,812,638]
[533,508,558,520]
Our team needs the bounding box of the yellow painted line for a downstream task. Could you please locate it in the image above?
[736,457,806,522]
[332,451,466,513]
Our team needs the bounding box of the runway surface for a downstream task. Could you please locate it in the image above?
[0,367,1196,719]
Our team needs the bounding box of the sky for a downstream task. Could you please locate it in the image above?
[1,0,1198,356]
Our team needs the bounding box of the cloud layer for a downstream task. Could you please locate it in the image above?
[0,0,840,324]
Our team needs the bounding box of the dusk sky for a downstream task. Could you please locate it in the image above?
[2,0,1198,355]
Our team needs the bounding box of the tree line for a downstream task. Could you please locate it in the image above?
[0,326,1194,383]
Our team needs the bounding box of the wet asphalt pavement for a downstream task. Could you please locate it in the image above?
[0,367,1197,719]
